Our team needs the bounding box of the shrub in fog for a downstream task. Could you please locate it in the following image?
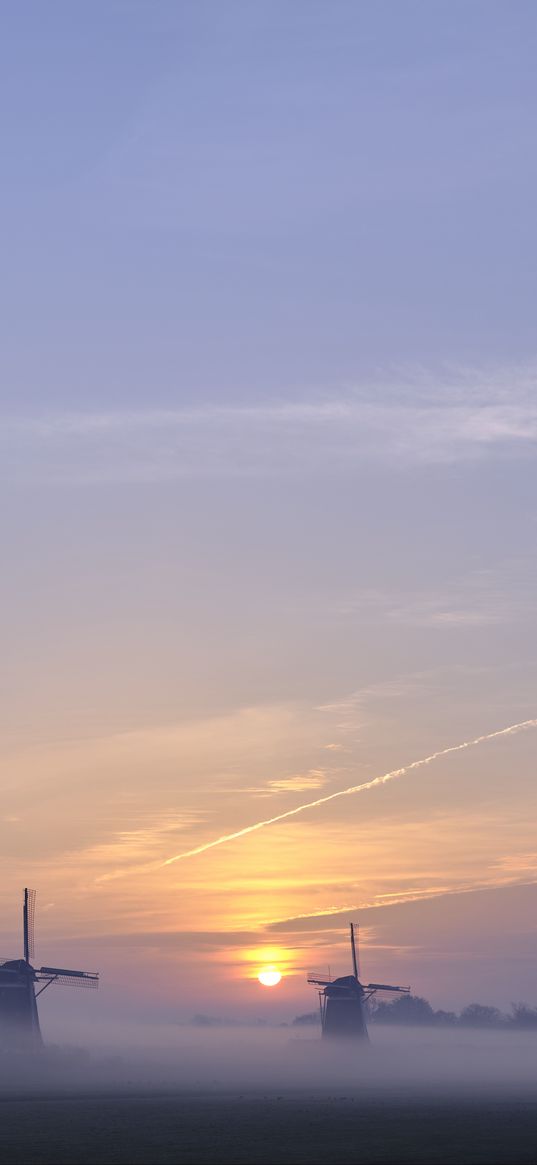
[433,1009,458,1026]
[292,1012,321,1026]
[371,994,436,1025]
[508,1003,537,1029]
[458,1004,504,1028]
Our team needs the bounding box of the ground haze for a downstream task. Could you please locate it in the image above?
[1,1027,537,1162]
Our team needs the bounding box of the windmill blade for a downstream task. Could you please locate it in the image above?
[38,965,99,988]
[52,974,98,989]
[350,922,360,979]
[365,982,410,993]
[24,888,36,962]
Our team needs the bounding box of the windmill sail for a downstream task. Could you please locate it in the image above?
[23,888,36,963]
[38,966,98,987]
[365,982,410,993]
[350,922,359,980]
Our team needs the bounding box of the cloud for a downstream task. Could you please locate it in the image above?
[221,770,329,797]
[3,365,537,483]
[70,929,257,952]
[493,852,537,873]
[74,812,206,867]
[328,566,537,630]
[267,771,326,793]
[268,875,537,933]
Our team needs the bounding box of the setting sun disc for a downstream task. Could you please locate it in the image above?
[258,968,282,987]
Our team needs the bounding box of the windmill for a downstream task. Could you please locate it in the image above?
[0,888,99,1048]
[308,923,409,1040]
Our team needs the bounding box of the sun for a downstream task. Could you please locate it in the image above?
[258,967,282,987]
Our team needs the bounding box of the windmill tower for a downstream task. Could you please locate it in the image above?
[308,923,409,1040]
[0,889,99,1049]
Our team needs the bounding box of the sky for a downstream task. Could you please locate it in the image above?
[1,0,537,1033]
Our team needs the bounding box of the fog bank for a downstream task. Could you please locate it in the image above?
[1,1024,537,1100]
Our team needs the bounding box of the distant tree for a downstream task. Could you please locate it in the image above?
[292,1012,321,1026]
[191,1014,240,1027]
[459,1003,504,1028]
[508,1003,537,1029]
[367,994,537,1030]
[192,1014,225,1026]
[371,994,436,1025]
[434,1009,458,1026]
[369,1000,392,1024]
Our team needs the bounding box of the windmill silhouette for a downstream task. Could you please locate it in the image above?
[308,923,409,1040]
[0,889,98,1048]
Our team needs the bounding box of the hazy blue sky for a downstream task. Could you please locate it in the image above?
[1,1,536,1029]
[2,0,537,411]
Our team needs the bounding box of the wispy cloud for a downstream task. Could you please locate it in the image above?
[331,567,536,629]
[267,770,326,793]
[268,875,537,933]
[221,770,329,798]
[3,365,537,483]
[493,852,537,874]
[69,812,206,869]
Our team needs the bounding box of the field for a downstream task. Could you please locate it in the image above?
[1,1090,537,1164]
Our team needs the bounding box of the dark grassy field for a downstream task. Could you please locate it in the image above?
[1,1092,537,1165]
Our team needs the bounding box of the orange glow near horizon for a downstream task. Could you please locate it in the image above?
[242,945,294,980]
[2,698,536,1016]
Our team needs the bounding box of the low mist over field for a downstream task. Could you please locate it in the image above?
[2,1023,537,1101]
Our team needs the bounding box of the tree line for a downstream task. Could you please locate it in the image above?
[371,994,537,1028]
[292,996,537,1029]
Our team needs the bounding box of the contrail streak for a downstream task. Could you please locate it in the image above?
[162,717,537,867]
